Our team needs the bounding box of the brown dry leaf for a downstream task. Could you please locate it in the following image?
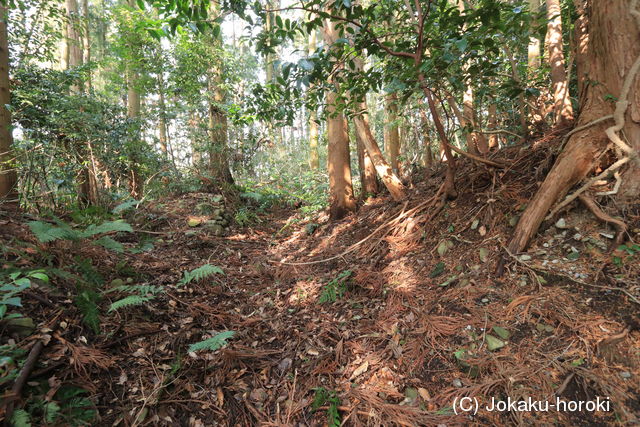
[216,387,224,407]
[350,360,369,380]
[418,387,431,401]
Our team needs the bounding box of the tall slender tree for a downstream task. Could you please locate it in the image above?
[545,0,573,127]
[322,16,356,219]
[0,4,16,203]
[384,93,400,172]
[207,2,233,185]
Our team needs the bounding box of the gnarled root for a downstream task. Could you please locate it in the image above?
[578,194,627,247]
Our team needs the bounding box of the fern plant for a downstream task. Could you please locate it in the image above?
[188,331,235,353]
[73,258,103,333]
[178,264,224,286]
[311,387,341,427]
[108,295,155,313]
[318,270,352,304]
[105,282,165,313]
[28,219,132,253]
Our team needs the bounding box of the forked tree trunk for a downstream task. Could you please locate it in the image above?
[508,0,640,254]
[545,0,573,127]
[384,93,401,172]
[340,24,406,200]
[355,123,378,197]
[0,4,17,203]
[420,79,457,199]
[352,103,406,201]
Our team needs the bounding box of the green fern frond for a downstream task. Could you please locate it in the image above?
[178,264,224,286]
[93,236,124,253]
[75,290,100,334]
[81,220,133,238]
[11,409,32,427]
[188,330,235,353]
[28,221,76,243]
[108,295,154,313]
[112,199,139,214]
[108,284,164,295]
[75,258,104,286]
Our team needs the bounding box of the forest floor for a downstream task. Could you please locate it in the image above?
[2,136,640,426]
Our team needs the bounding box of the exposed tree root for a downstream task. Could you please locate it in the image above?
[545,157,631,220]
[578,194,627,246]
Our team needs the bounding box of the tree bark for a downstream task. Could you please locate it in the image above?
[487,99,499,149]
[81,0,91,91]
[326,91,356,219]
[0,4,17,203]
[508,0,640,255]
[355,121,378,197]
[207,3,233,186]
[352,103,406,201]
[384,93,401,172]
[417,98,433,167]
[323,17,356,219]
[420,79,457,199]
[157,73,168,156]
[528,0,541,71]
[545,0,573,127]
[64,0,100,204]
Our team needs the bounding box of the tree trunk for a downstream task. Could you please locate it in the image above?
[418,99,433,167]
[508,0,640,255]
[64,0,83,82]
[384,93,401,172]
[81,0,91,91]
[64,0,100,204]
[334,20,405,201]
[125,0,143,199]
[420,79,457,199]
[157,73,168,156]
[355,122,378,197]
[207,33,233,185]
[326,91,356,219]
[528,0,541,70]
[352,102,406,201]
[545,0,574,127]
[308,30,319,170]
[190,111,202,166]
[0,4,17,203]
[323,17,356,219]
[487,100,499,149]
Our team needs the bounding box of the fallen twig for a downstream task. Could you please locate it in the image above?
[3,340,45,426]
